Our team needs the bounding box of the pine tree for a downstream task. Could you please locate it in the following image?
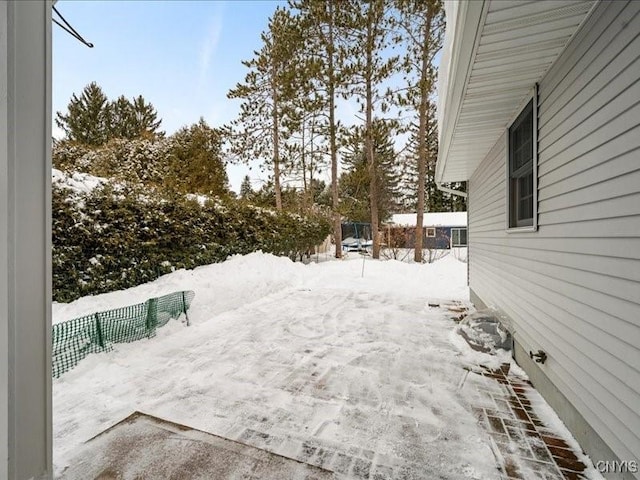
[55,81,111,146]
[109,95,163,140]
[282,111,328,211]
[396,103,439,213]
[290,0,352,257]
[57,84,164,145]
[343,0,400,258]
[395,0,444,261]
[239,175,253,199]
[109,95,136,140]
[397,124,466,213]
[340,121,400,224]
[228,7,302,211]
[130,95,163,138]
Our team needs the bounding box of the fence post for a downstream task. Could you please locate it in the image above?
[146,297,158,337]
[182,291,190,326]
[94,313,105,349]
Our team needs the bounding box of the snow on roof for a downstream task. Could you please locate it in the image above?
[389,212,467,227]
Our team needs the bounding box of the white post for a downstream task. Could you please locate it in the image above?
[0,1,53,478]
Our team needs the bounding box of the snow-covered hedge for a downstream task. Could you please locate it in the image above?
[52,180,331,303]
[53,129,228,198]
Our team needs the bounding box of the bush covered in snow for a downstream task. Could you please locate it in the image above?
[52,177,331,302]
[53,120,229,198]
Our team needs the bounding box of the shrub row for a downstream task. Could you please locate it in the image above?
[53,182,331,302]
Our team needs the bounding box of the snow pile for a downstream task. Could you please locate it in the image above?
[456,310,512,354]
[53,252,307,325]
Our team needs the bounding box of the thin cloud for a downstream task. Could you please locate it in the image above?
[198,5,224,89]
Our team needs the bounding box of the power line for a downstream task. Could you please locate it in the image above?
[52,4,94,48]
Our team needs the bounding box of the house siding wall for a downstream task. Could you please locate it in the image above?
[468,0,640,474]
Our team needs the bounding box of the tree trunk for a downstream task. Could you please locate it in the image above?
[414,62,428,263]
[366,8,380,259]
[301,118,308,210]
[307,119,314,211]
[414,6,433,263]
[271,71,283,211]
[328,0,342,258]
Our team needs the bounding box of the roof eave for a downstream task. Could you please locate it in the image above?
[436,0,488,184]
[436,0,597,184]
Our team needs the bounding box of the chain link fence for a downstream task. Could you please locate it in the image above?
[52,290,195,378]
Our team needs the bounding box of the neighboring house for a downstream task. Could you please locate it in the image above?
[389,212,468,249]
[436,1,640,478]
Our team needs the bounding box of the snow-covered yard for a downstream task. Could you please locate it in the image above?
[52,252,598,479]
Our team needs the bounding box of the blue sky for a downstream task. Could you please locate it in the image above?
[53,1,424,193]
[53,0,285,191]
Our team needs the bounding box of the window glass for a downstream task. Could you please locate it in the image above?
[459,228,467,246]
[509,99,535,228]
[451,228,468,246]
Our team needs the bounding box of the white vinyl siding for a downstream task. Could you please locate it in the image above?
[468,0,640,470]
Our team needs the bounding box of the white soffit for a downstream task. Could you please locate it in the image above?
[437,0,596,183]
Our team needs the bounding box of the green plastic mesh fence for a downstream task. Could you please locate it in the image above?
[52,290,195,378]
[99,301,149,346]
[52,315,103,379]
[155,290,196,328]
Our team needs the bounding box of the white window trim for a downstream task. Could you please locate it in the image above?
[1,2,53,477]
[505,84,538,233]
[426,227,436,237]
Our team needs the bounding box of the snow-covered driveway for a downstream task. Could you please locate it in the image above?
[53,253,501,478]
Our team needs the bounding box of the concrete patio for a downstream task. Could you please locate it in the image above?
[56,301,596,480]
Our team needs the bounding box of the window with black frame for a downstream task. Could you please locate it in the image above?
[509,99,535,228]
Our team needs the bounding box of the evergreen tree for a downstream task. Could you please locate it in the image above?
[130,95,163,138]
[397,124,467,214]
[282,116,327,211]
[228,7,303,211]
[394,0,444,262]
[57,83,164,145]
[109,95,136,140]
[290,0,352,257]
[239,175,254,199]
[55,81,111,146]
[396,148,419,212]
[340,121,400,223]
[343,0,400,258]
[109,95,163,140]
[310,178,331,207]
[396,105,437,212]
[165,118,229,197]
